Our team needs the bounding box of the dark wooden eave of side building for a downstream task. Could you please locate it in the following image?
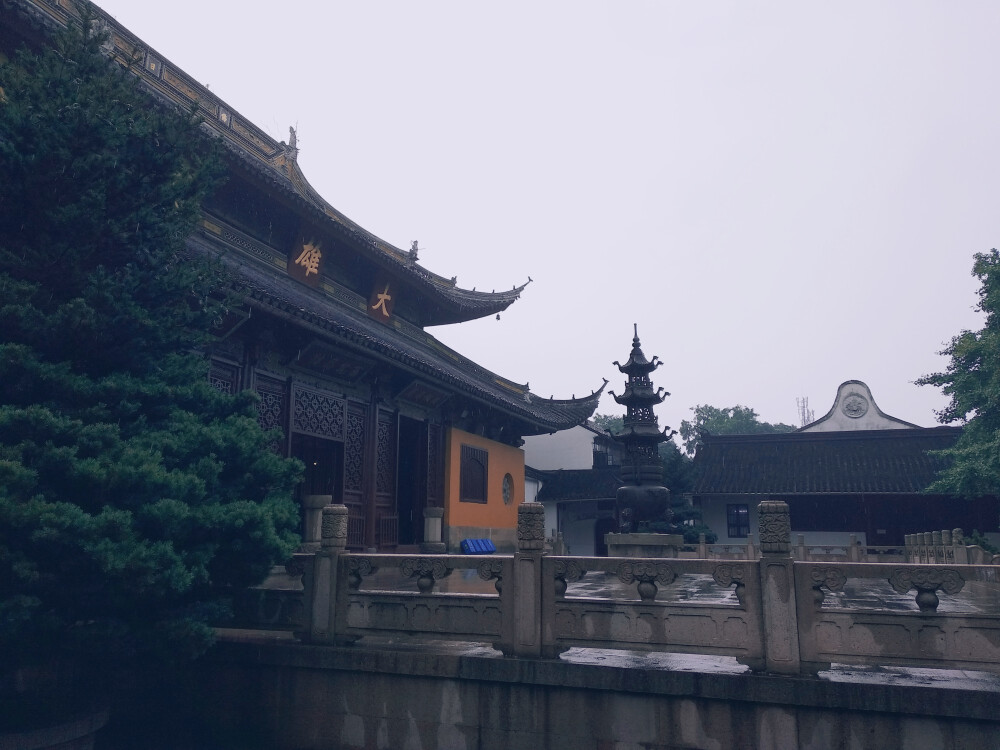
[691,427,963,497]
[531,466,623,503]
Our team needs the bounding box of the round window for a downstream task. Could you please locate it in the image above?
[502,473,515,505]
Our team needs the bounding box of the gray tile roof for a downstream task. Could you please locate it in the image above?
[691,427,962,496]
[534,467,622,502]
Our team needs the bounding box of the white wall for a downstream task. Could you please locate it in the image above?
[801,381,918,432]
[562,517,596,556]
[524,476,541,503]
[522,425,595,470]
[701,500,866,546]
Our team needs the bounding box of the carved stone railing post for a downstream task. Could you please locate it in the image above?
[756,500,801,674]
[497,503,548,658]
[940,529,953,563]
[698,533,708,559]
[848,534,860,562]
[796,534,807,561]
[421,506,446,553]
[953,528,969,564]
[301,504,349,643]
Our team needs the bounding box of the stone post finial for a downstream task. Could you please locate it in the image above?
[517,503,546,552]
[757,500,791,556]
[321,504,349,549]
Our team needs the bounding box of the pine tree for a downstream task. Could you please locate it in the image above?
[0,11,300,675]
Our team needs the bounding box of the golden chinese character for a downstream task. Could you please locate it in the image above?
[371,283,391,317]
[295,241,322,276]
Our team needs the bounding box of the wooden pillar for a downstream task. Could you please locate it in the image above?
[363,381,379,549]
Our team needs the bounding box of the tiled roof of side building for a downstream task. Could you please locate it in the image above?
[534,467,623,502]
[5,0,528,327]
[691,427,962,496]
[205,238,604,434]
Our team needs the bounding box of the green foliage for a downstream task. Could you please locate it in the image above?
[678,404,795,455]
[591,413,624,434]
[966,530,999,555]
[918,249,1000,497]
[642,518,717,545]
[658,440,692,495]
[0,14,301,672]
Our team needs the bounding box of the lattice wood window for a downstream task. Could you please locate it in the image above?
[727,504,750,539]
[292,385,345,441]
[344,408,366,494]
[460,444,488,504]
[255,376,288,446]
[208,361,239,394]
[376,413,395,496]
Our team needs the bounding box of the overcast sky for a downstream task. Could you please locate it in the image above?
[94,1,999,434]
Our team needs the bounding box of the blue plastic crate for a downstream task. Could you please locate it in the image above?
[460,538,496,554]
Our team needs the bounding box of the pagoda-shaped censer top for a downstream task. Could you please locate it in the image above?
[609,324,674,486]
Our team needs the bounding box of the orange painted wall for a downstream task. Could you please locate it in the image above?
[444,427,525,530]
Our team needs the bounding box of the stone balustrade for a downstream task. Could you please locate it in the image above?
[905,528,1000,565]
[298,501,1000,676]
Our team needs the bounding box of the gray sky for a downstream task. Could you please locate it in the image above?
[94,1,999,434]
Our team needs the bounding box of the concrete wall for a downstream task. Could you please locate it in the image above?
[145,635,1000,750]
